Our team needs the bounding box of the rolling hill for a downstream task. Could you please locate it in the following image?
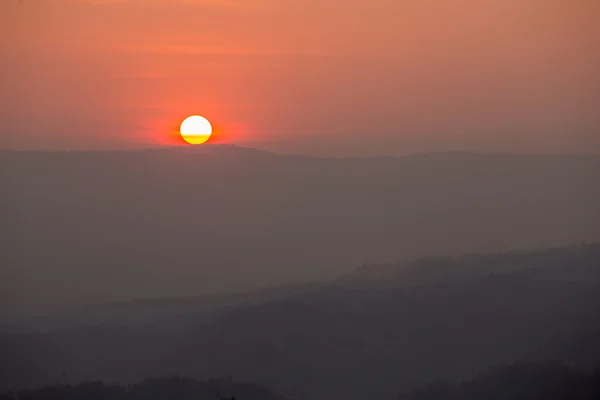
[2,244,599,399]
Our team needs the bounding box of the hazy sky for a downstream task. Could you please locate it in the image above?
[1,0,599,155]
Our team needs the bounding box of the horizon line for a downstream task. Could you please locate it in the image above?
[1,144,599,160]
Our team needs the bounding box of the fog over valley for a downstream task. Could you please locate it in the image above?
[1,147,599,317]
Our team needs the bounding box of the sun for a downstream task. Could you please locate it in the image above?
[180,115,213,145]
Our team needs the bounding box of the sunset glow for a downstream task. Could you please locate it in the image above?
[1,0,599,154]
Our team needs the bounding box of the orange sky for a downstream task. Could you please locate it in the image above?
[1,0,599,155]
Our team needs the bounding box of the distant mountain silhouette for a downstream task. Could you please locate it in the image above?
[2,146,599,317]
[1,244,599,399]
[340,243,600,286]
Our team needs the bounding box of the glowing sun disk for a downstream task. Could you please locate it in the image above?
[180,115,212,145]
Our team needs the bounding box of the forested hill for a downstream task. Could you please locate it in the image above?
[0,377,286,400]
[2,244,599,399]
[399,362,600,400]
